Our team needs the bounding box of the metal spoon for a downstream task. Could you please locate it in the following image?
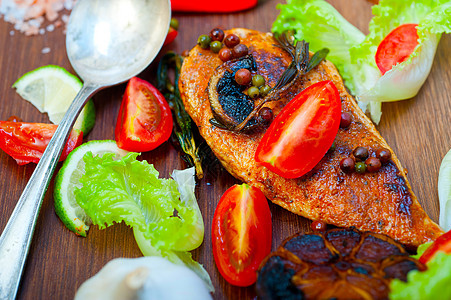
[0,0,170,298]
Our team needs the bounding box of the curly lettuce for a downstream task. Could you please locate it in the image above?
[75,152,213,291]
[389,243,451,299]
[273,0,451,124]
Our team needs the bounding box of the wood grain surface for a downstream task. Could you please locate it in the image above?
[0,0,449,299]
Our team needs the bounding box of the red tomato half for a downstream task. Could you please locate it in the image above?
[0,121,82,165]
[255,80,341,179]
[115,77,173,152]
[212,184,272,287]
[163,27,178,46]
[375,23,419,75]
[419,230,451,264]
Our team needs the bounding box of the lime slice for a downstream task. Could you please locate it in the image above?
[54,140,128,236]
[439,148,451,231]
[12,65,96,135]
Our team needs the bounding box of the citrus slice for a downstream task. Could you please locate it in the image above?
[12,65,96,135]
[439,148,451,231]
[54,140,128,236]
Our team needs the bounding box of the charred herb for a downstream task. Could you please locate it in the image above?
[157,52,203,178]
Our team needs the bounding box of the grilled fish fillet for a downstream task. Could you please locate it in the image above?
[179,28,443,246]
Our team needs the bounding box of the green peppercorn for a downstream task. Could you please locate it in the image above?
[259,85,271,96]
[170,18,179,30]
[355,162,366,174]
[197,35,211,49]
[248,86,260,99]
[252,74,265,87]
[210,41,222,53]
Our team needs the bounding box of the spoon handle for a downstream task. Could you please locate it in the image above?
[0,84,99,300]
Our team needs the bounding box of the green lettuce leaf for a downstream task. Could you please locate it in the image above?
[273,0,451,124]
[272,0,365,87]
[350,0,451,123]
[75,152,213,291]
[389,245,451,299]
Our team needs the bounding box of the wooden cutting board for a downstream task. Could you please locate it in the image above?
[0,1,449,299]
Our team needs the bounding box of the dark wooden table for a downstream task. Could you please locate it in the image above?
[0,0,449,299]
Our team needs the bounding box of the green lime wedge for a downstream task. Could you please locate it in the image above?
[54,140,128,236]
[13,65,96,135]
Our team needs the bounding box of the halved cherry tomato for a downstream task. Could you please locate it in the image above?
[255,80,341,179]
[115,77,173,152]
[163,27,178,46]
[419,230,451,264]
[0,121,82,165]
[375,23,419,75]
[212,184,272,287]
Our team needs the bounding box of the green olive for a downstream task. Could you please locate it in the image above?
[355,162,367,174]
[248,86,260,99]
[170,18,179,30]
[210,41,222,53]
[252,74,265,87]
[259,85,271,96]
[197,35,211,49]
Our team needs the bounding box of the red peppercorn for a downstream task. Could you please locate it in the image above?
[210,28,225,42]
[311,220,327,232]
[366,157,382,173]
[353,146,369,161]
[340,112,352,128]
[218,48,233,62]
[7,115,23,122]
[224,34,240,48]
[340,157,355,173]
[235,69,251,85]
[181,49,190,57]
[257,107,273,126]
[376,148,391,164]
[232,44,248,58]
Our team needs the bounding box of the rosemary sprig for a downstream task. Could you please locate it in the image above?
[157,52,204,178]
[273,32,329,91]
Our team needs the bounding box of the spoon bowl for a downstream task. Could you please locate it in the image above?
[0,1,170,299]
[67,0,170,85]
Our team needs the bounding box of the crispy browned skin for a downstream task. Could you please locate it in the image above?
[179,28,443,246]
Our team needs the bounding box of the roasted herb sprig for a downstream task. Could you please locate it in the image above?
[157,52,203,178]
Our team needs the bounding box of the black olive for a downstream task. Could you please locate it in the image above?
[353,146,369,161]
